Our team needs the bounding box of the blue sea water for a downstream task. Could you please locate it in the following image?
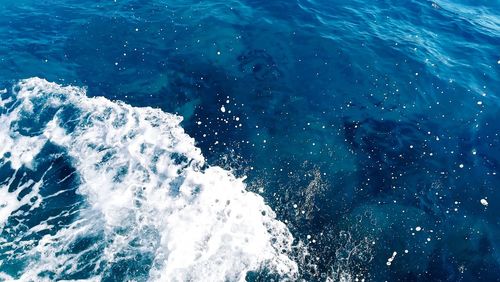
[0,0,499,281]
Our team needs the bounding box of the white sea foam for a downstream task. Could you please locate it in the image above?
[0,78,298,281]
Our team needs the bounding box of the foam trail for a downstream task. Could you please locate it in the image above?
[0,78,298,281]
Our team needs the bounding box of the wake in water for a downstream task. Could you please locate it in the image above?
[0,78,297,281]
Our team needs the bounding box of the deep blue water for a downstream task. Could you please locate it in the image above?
[0,0,499,281]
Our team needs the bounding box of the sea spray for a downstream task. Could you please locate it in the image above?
[0,78,298,281]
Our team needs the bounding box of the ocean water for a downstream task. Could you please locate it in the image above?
[0,0,499,281]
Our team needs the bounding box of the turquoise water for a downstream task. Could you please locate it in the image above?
[0,0,499,281]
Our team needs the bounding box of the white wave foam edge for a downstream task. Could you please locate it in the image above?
[0,78,298,281]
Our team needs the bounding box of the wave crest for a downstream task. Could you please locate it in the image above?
[0,78,297,281]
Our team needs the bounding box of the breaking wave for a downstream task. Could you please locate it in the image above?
[0,78,297,281]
